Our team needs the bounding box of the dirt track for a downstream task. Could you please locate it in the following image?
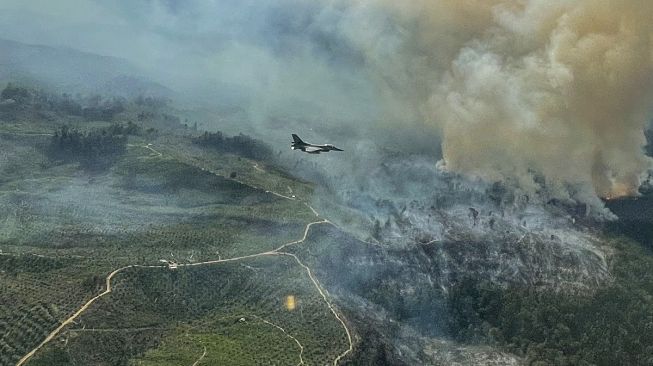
[16,145,353,366]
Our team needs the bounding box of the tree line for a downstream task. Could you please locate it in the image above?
[1,83,170,122]
[193,131,274,161]
[48,123,139,170]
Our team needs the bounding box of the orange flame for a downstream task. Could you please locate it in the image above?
[604,183,637,200]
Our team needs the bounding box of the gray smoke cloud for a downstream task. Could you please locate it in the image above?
[337,0,653,200]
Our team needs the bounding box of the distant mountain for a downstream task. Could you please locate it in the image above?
[0,38,173,98]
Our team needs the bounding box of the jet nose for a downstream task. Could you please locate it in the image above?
[333,147,344,151]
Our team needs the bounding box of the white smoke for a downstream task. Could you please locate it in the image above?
[339,0,653,200]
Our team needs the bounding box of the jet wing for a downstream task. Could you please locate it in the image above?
[304,146,323,153]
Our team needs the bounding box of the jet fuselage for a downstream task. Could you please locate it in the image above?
[291,134,343,154]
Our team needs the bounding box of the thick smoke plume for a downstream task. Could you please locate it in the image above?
[342,0,653,200]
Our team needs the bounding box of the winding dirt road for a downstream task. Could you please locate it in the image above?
[16,264,163,366]
[190,345,207,366]
[274,251,353,366]
[16,145,354,366]
[254,315,305,366]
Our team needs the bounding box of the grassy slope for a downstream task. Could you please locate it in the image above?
[29,256,348,366]
[0,114,345,365]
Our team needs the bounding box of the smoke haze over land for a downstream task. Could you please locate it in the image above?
[1,0,652,203]
[4,4,653,364]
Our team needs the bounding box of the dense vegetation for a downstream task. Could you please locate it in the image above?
[29,255,349,366]
[0,83,126,121]
[193,131,274,161]
[448,238,653,366]
[0,83,181,132]
[48,124,133,170]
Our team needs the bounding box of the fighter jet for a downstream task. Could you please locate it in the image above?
[291,134,343,154]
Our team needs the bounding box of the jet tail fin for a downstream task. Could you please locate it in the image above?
[291,134,305,144]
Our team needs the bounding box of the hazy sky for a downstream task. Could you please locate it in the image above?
[0,1,382,126]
